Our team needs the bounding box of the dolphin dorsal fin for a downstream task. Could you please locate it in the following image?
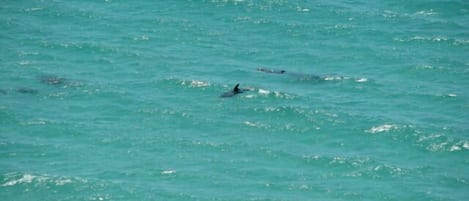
[233,84,240,92]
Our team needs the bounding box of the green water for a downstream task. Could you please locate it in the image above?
[1,0,468,200]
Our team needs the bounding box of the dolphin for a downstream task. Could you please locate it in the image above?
[257,67,324,81]
[38,75,67,85]
[220,84,251,98]
[257,67,286,74]
[16,87,39,94]
[37,74,84,87]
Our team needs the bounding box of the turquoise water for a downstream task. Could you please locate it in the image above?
[1,0,468,200]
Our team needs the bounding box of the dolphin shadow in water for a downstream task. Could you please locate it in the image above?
[220,84,252,98]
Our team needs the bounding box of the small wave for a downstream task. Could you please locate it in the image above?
[394,36,467,46]
[244,120,311,133]
[365,164,407,177]
[244,121,271,129]
[321,75,367,83]
[323,76,353,81]
[296,6,310,12]
[19,61,31,65]
[210,0,288,11]
[365,124,468,152]
[133,35,150,41]
[365,124,399,134]
[180,80,211,88]
[137,107,191,118]
[247,106,322,133]
[247,88,294,99]
[90,194,110,201]
[254,106,308,115]
[244,121,257,127]
[161,170,176,175]
[415,64,438,70]
[453,39,469,45]
[324,76,343,81]
[151,78,209,97]
[24,7,44,12]
[382,9,439,20]
[160,77,211,88]
[302,155,408,178]
[18,51,39,57]
[355,78,368,82]
[447,93,457,97]
[417,134,469,152]
[324,24,355,31]
[2,174,38,186]
[20,118,56,126]
[434,93,458,98]
[395,36,449,42]
[258,88,270,95]
[414,9,438,16]
[40,41,117,53]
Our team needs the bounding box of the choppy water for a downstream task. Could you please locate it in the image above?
[1,0,468,200]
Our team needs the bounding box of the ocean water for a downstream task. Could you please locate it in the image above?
[1,0,468,200]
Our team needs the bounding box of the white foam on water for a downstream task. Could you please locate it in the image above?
[1,173,76,187]
[161,170,176,175]
[355,78,368,82]
[24,8,44,12]
[366,124,398,134]
[258,88,270,95]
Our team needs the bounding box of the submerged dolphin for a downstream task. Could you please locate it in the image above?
[0,88,39,95]
[37,74,83,87]
[220,84,251,98]
[38,75,67,85]
[16,87,39,94]
[257,67,324,81]
[257,67,286,74]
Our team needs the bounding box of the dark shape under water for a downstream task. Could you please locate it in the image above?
[16,87,39,94]
[257,67,324,81]
[38,75,67,85]
[0,89,6,95]
[257,67,286,74]
[220,83,251,98]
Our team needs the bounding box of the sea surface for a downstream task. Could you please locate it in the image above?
[1,0,468,200]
